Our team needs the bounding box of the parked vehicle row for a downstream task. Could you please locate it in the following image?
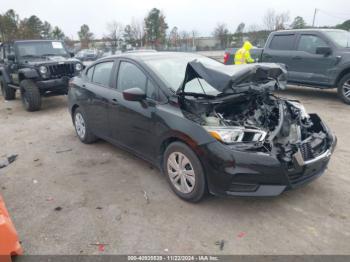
[224,29,350,104]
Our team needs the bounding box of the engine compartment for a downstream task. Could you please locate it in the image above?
[180,91,330,165]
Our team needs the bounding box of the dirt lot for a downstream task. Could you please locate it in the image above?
[0,86,349,255]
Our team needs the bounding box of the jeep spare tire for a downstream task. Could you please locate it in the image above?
[20,80,41,111]
[0,77,16,100]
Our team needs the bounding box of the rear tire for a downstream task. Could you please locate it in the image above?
[20,79,41,111]
[0,77,16,100]
[163,142,207,202]
[337,73,350,105]
[73,108,97,144]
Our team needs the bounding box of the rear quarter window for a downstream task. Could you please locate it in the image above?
[92,61,114,87]
[269,34,296,50]
[86,66,94,81]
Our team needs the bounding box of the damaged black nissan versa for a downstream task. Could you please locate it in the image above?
[68,52,337,202]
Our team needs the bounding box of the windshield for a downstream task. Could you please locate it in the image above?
[324,30,350,48]
[17,41,69,59]
[144,54,223,93]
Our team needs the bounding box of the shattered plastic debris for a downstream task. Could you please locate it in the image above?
[237,232,246,238]
[143,191,150,204]
[56,148,72,154]
[98,244,105,252]
[90,243,108,252]
[54,206,62,211]
[0,154,18,169]
[215,240,225,250]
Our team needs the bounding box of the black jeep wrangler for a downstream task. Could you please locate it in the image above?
[0,40,83,111]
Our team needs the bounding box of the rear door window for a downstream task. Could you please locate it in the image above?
[297,35,328,54]
[92,61,114,87]
[269,34,296,50]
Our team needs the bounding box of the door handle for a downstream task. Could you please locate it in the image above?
[82,84,86,87]
[111,98,119,105]
[292,56,302,60]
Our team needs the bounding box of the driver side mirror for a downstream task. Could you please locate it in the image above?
[7,54,15,61]
[123,87,146,102]
[69,52,75,58]
[316,46,332,56]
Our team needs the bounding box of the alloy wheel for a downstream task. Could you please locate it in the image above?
[75,112,86,139]
[343,80,350,99]
[167,152,196,194]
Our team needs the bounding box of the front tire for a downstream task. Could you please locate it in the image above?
[20,79,41,111]
[337,73,350,105]
[73,108,97,144]
[0,77,16,100]
[163,142,207,202]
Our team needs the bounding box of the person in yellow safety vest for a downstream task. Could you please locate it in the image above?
[234,41,255,65]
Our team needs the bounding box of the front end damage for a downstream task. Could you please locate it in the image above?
[178,62,337,196]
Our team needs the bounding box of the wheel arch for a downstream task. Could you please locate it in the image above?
[18,68,39,81]
[158,132,206,169]
[336,67,350,86]
[70,104,80,121]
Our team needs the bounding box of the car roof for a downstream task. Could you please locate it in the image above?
[273,28,348,34]
[102,51,205,62]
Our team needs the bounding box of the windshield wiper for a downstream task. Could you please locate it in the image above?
[41,53,60,56]
[20,54,42,59]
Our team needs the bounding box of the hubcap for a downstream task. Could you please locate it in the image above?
[167,152,195,194]
[343,80,350,99]
[75,113,86,139]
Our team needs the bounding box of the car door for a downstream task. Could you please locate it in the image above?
[108,60,159,161]
[82,60,115,139]
[262,33,299,81]
[292,34,338,84]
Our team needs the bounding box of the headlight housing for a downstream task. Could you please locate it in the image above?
[75,63,83,71]
[205,127,267,144]
[39,66,48,75]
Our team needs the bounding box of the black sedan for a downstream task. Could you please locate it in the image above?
[68,52,336,202]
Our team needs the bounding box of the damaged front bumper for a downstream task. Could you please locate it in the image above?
[199,115,337,197]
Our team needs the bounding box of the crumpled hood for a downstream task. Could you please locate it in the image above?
[179,61,287,94]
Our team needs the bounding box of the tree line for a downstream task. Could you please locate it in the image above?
[1,8,349,51]
[0,9,66,42]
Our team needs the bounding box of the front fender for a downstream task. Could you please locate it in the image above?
[0,67,12,83]
[18,68,39,80]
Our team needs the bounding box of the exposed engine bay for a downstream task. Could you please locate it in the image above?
[178,62,331,165]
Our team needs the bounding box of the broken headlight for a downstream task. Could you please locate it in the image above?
[205,127,267,144]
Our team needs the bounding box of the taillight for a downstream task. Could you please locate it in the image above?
[223,53,229,64]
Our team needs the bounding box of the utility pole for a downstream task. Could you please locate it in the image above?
[312,8,318,27]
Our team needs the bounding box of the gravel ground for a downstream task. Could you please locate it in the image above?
[0,86,349,255]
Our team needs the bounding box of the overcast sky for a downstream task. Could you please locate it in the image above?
[2,0,350,39]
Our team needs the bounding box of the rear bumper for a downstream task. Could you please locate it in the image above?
[199,124,337,197]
